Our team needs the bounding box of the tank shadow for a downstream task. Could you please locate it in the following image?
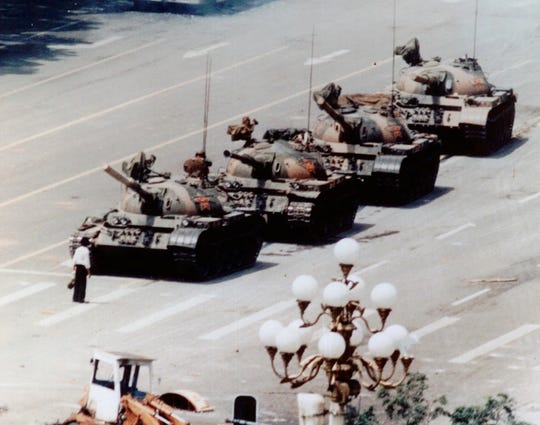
[90,258,277,284]
[361,185,453,208]
[399,186,454,209]
[490,136,528,158]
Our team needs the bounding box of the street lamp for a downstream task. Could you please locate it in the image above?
[259,238,416,425]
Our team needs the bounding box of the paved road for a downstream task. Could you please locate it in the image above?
[1,0,540,424]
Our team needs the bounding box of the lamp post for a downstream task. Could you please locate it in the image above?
[259,238,416,425]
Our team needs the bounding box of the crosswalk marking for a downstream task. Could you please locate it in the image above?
[412,316,461,339]
[449,324,540,364]
[200,300,296,341]
[451,289,491,306]
[0,282,55,306]
[116,294,214,333]
[436,223,476,240]
[38,287,136,327]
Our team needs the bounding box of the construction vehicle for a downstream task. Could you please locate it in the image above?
[275,83,441,205]
[217,129,359,242]
[69,152,264,281]
[59,350,213,425]
[394,37,516,155]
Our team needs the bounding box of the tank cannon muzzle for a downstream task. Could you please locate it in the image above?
[103,164,155,203]
[223,150,264,170]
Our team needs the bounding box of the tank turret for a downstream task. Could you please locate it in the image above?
[312,83,413,145]
[282,83,441,205]
[218,130,359,242]
[69,152,264,281]
[394,38,516,155]
[223,141,327,181]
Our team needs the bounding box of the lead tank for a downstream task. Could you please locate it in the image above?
[217,135,359,242]
[285,82,441,204]
[69,152,264,281]
[394,38,516,155]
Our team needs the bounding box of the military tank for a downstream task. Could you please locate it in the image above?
[394,38,516,155]
[272,83,441,205]
[69,152,264,281]
[216,133,359,242]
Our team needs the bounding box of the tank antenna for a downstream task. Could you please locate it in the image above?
[202,54,212,155]
[307,28,315,130]
[390,0,397,114]
[472,0,479,58]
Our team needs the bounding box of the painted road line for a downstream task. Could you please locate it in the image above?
[0,282,56,307]
[117,294,214,333]
[435,222,476,240]
[0,55,392,212]
[305,49,350,65]
[74,36,123,49]
[183,42,229,58]
[449,324,540,364]
[357,260,389,274]
[50,36,123,50]
[533,365,540,371]
[0,268,71,277]
[200,299,296,340]
[518,192,540,204]
[0,45,288,154]
[451,288,491,306]
[38,287,137,327]
[0,39,164,99]
[412,316,461,339]
[0,240,66,268]
[490,60,533,77]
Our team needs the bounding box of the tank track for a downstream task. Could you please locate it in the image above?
[367,144,441,204]
[282,184,359,242]
[169,215,264,281]
[462,101,516,156]
[69,216,264,281]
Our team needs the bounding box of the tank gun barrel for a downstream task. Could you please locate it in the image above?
[103,164,154,203]
[223,150,264,170]
[312,92,355,135]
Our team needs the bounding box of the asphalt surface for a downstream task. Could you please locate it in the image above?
[1,0,540,424]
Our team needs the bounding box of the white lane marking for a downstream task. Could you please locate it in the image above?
[0,39,164,99]
[71,36,123,49]
[451,288,491,306]
[0,55,392,211]
[183,42,229,58]
[490,60,533,77]
[38,287,136,327]
[0,268,71,277]
[305,49,350,65]
[518,192,540,204]
[435,222,476,240]
[200,299,296,340]
[0,45,288,154]
[50,36,123,50]
[117,294,214,333]
[24,21,79,41]
[0,240,66,268]
[357,260,389,274]
[0,282,55,306]
[533,365,540,371]
[412,316,461,339]
[449,324,540,364]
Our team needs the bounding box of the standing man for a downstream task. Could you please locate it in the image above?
[72,237,91,303]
